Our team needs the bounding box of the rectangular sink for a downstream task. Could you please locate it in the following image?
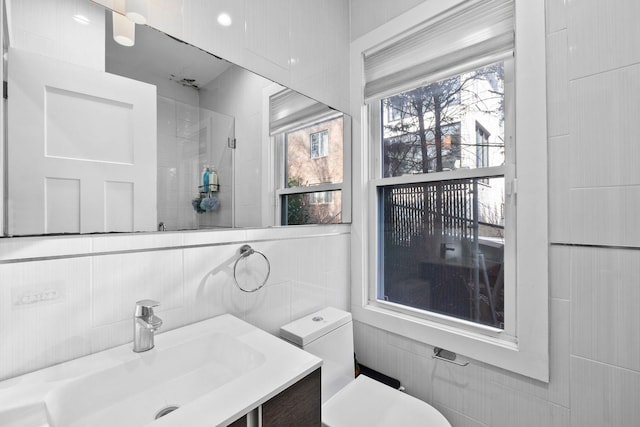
[46,332,265,427]
[0,313,321,427]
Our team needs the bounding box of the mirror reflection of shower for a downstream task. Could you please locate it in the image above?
[106,14,242,231]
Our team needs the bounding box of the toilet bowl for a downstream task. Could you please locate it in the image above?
[280,307,451,427]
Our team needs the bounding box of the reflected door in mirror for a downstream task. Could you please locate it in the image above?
[8,48,157,235]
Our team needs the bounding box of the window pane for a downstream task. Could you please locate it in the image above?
[286,116,343,187]
[379,177,505,328]
[281,190,342,225]
[310,130,329,158]
[381,63,505,177]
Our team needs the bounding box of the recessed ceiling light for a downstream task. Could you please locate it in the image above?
[217,13,232,27]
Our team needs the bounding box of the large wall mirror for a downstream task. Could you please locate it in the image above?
[2,0,350,236]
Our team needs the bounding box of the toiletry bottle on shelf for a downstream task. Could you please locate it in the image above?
[210,166,219,192]
[202,167,210,193]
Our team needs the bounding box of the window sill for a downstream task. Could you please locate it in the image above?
[351,302,548,382]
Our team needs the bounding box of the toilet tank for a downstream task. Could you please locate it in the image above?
[280,307,354,404]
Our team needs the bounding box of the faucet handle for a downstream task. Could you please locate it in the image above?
[135,299,160,317]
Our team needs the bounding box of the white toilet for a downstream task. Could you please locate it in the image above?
[280,307,451,427]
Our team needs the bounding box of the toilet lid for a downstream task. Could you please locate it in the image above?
[322,375,451,427]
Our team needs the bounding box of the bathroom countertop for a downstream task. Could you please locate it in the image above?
[151,322,323,427]
[0,314,322,427]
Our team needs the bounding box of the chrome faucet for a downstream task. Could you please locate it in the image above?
[133,299,163,352]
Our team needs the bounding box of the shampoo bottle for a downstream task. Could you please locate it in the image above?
[210,166,218,191]
[202,167,210,192]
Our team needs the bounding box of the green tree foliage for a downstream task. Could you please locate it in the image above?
[284,177,310,225]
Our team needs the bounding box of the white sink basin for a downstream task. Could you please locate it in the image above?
[0,314,321,427]
[47,332,265,427]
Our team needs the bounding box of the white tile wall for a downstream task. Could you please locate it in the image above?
[492,384,570,427]
[0,235,92,261]
[349,0,426,41]
[569,185,640,247]
[7,0,105,71]
[182,242,253,322]
[546,0,567,34]
[567,0,640,80]
[91,250,185,328]
[244,0,290,70]
[433,407,488,427]
[288,0,350,110]
[569,64,640,189]
[571,357,640,427]
[549,245,571,300]
[432,362,494,425]
[0,258,92,380]
[571,247,640,372]
[546,30,569,138]
[548,136,571,243]
[0,227,350,381]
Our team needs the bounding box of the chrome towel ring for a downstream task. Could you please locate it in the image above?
[233,244,271,293]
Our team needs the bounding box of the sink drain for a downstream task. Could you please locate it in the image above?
[155,405,180,419]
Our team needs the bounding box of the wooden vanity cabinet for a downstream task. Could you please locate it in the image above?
[226,368,321,427]
[227,415,247,427]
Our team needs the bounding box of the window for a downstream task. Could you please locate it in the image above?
[377,64,507,329]
[310,130,329,158]
[309,191,334,205]
[281,117,343,225]
[476,124,490,169]
[350,0,549,381]
[268,88,350,226]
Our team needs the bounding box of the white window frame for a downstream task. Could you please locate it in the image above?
[349,0,548,381]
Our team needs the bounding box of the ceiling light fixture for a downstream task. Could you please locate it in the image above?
[112,11,135,47]
[217,13,232,27]
[125,0,149,25]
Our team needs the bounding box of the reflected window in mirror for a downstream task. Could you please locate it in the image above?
[310,130,329,159]
[282,115,343,225]
[270,89,347,226]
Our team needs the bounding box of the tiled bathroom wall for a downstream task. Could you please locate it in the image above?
[0,226,350,381]
[350,0,640,426]
[349,0,424,41]
[6,0,105,70]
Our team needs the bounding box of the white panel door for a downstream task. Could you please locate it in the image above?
[7,48,157,235]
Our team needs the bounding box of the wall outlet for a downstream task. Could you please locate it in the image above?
[12,283,64,307]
